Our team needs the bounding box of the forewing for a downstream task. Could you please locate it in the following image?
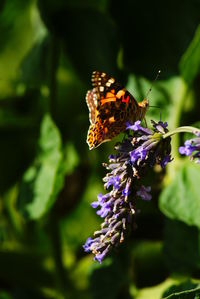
[86,71,123,124]
[86,71,141,149]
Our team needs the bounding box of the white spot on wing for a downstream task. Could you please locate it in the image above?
[100,86,104,92]
[109,78,115,83]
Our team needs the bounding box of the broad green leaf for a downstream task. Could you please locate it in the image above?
[162,280,199,298]
[163,220,200,274]
[135,278,199,299]
[18,114,65,219]
[159,161,200,228]
[163,286,200,299]
[132,241,166,288]
[179,25,200,85]
[0,0,46,97]
[20,33,49,87]
[89,251,130,299]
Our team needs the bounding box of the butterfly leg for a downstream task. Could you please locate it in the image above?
[144,117,148,127]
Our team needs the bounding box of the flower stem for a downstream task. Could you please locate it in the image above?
[163,126,200,139]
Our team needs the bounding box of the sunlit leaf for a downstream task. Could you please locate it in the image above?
[162,285,200,299]
[18,114,65,219]
[0,0,46,96]
[162,280,199,299]
[159,161,200,228]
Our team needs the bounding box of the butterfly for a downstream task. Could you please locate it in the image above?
[86,71,149,150]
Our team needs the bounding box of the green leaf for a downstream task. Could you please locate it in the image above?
[162,285,200,299]
[20,34,50,88]
[132,241,166,288]
[18,114,65,220]
[162,280,199,299]
[163,220,200,274]
[159,161,200,228]
[89,251,130,299]
[0,0,46,96]
[179,25,200,85]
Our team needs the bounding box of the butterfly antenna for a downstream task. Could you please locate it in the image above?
[145,70,161,100]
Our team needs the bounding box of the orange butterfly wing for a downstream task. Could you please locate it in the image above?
[86,71,148,150]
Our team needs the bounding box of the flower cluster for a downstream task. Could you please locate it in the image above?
[179,132,200,163]
[83,120,172,263]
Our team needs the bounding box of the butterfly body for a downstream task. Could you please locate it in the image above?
[86,71,149,150]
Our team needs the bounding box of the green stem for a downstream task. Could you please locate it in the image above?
[163,126,200,139]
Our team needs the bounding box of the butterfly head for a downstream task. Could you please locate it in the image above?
[138,99,149,119]
[139,99,149,109]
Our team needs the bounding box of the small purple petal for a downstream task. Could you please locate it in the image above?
[130,147,147,163]
[83,237,93,252]
[97,206,111,218]
[97,193,109,203]
[91,201,99,208]
[126,120,152,135]
[179,144,195,156]
[137,185,152,201]
[161,155,172,168]
[126,120,142,131]
[106,176,121,190]
[152,120,168,133]
[94,247,110,263]
[122,188,130,196]
[179,146,186,155]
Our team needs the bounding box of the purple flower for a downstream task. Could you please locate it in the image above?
[161,154,173,168]
[126,120,152,135]
[96,204,111,218]
[83,120,172,263]
[105,176,121,190]
[130,147,147,163]
[83,238,94,252]
[126,120,142,131]
[152,120,168,134]
[137,185,152,201]
[179,137,200,163]
[122,185,131,197]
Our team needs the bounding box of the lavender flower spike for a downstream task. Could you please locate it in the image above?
[179,137,200,163]
[83,120,172,263]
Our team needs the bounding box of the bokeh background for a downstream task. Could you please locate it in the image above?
[0,0,200,298]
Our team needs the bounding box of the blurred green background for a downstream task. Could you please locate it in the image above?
[0,0,200,298]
